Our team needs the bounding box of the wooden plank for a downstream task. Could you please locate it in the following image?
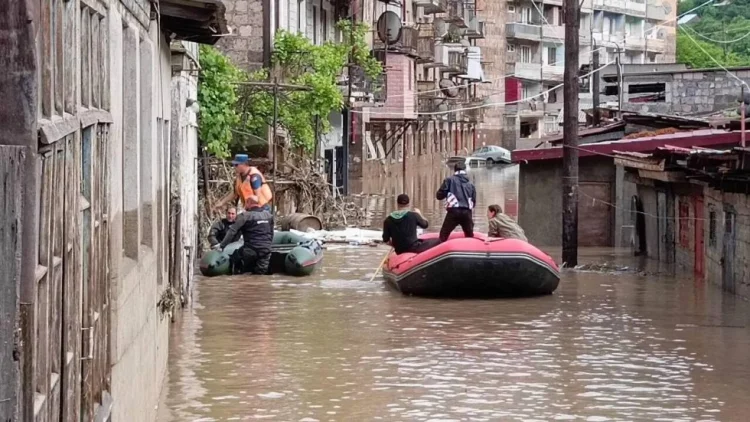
[638,169,687,183]
[100,16,110,111]
[79,109,113,128]
[60,132,81,422]
[48,145,66,417]
[63,0,76,114]
[54,0,64,115]
[41,0,52,118]
[613,156,665,172]
[0,147,23,420]
[39,114,79,145]
[81,6,90,108]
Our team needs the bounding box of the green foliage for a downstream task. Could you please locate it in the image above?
[235,21,382,152]
[676,0,750,68]
[197,45,244,159]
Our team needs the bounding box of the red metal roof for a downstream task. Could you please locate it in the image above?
[512,130,742,162]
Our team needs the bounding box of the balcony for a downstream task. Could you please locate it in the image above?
[418,97,457,121]
[446,0,468,28]
[542,65,564,82]
[414,0,448,15]
[372,54,417,120]
[373,26,419,57]
[625,35,646,51]
[463,100,486,123]
[348,65,386,106]
[417,80,437,96]
[510,62,542,80]
[646,37,666,53]
[467,15,486,39]
[447,51,468,74]
[417,25,436,63]
[542,25,565,41]
[592,0,646,17]
[593,31,626,48]
[506,22,542,42]
[518,100,545,118]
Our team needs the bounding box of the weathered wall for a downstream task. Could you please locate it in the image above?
[518,157,616,247]
[108,4,172,421]
[217,0,267,70]
[704,188,750,299]
[475,0,506,147]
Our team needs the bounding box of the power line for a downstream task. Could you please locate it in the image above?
[678,26,750,88]
[682,24,750,44]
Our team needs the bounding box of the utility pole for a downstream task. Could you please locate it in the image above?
[592,44,600,127]
[272,78,279,214]
[742,85,747,148]
[562,0,580,267]
[615,44,623,118]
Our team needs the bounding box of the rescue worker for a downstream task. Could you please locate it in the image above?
[208,207,241,249]
[213,153,273,213]
[487,204,528,241]
[436,161,477,242]
[382,194,440,255]
[219,195,274,275]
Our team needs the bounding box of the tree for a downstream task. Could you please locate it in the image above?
[677,31,750,68]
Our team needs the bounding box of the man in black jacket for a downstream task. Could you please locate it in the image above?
[208,207,241,249]
[220,196,274,274]
[436,161,477,242]
[383,194,440,254]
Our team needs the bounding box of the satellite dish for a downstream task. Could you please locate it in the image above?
[377,11,403,45]
[439,79,460,98]
[433,18,448,38]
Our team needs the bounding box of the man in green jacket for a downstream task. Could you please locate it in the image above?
[487,204,528,241]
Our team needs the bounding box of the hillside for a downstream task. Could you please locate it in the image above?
[676,0,750,67]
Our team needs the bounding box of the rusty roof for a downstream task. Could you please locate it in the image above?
[513,130,743,162]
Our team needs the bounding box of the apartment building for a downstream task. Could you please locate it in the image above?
[503,0,677,149]
[354,0,489,179]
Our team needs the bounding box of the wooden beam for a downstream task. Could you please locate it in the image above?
[613,156,665,171]
[638,169,686,182]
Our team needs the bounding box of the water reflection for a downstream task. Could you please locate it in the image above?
[158,166,750,422]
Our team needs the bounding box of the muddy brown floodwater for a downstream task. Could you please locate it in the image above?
[158,165,750,422]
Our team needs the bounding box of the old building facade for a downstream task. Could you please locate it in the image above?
[0,0,225,420]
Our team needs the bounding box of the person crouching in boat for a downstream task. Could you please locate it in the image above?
[487,204,528,241]
[209,207,242,250]
[213,153,273,214]
[383,194,441,254]
[218,195,274,274]
[436,161,477,242]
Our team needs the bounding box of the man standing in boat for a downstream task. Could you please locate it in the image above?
[436,161,476,242]
[213,153,273,214]
[383,194,440,255]
[219,195,275,274]
[487,204,528,241]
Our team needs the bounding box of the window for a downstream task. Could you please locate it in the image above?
[547,47,557,65]
[546,86,558,103]
[521,84,530,99]
[709,211,717,247]
[544,116,558,134]
[297,0,304,34]
[507,44,516,52]
[725,211,735,234]
[627,83,666,103]
[313,6,318,44]
[521,8,532,24]
[520,45,532,63]
[508,5,516,13]
[322,8,328,41]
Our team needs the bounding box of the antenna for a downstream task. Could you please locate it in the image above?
[376,11,403,46]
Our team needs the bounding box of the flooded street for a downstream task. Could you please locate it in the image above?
[158,166,750,421]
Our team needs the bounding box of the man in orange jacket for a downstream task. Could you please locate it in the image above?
[213,154,273,213]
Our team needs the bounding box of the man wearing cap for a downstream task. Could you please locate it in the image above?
[214,153,273,213]
[382,194,439,255]
[219,195,275,275]
[436,161,476,242]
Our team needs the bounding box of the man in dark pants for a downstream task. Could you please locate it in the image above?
[436,161,477,242]
[219,196,274,275]
[383,194,441,255]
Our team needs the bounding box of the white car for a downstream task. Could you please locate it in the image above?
[470,145,512,164]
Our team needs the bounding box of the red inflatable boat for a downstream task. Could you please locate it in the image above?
[383,232,560,298]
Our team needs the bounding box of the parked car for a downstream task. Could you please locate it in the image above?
[470,145,512,164]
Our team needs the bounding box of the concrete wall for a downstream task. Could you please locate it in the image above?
[108,4,173,420]
[704,188,750,299]
[518,156,617,247]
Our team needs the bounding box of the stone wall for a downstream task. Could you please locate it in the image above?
[217,0,267,70]
[621,68,750,115]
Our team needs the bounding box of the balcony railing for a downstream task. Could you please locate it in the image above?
[448,51,468,74]
[542,65,564,82]
[349,65,386,105]
[417,80,436,96]
[373,26,419,57]
[625,35,646,50]
[414,0,448,15]
[417,25,436,63]
[506,22,542,42]
[646,37,666,53]
[446,0,468,28]
[463,100,485,123]
[467,14,485,39]
[592,0,646,16]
